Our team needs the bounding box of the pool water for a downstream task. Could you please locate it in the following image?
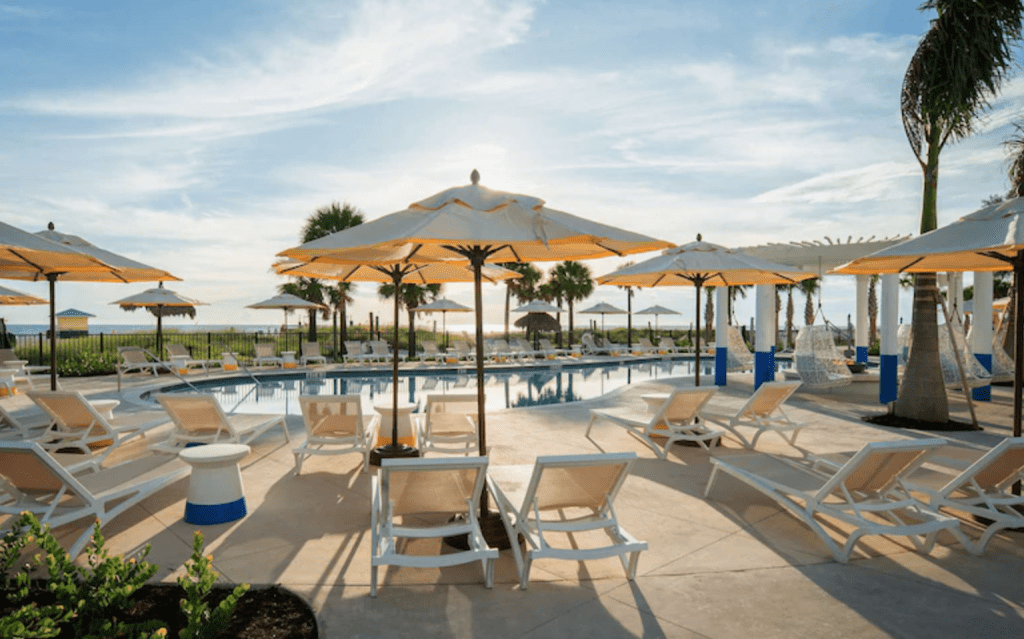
[157,357,775,416]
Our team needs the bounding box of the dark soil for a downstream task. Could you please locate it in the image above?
[2,583,317,639]
[862,413,982,432]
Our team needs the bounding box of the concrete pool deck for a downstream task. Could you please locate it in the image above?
[3,363,1022,638]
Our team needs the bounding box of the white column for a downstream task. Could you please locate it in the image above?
[879,274,899,404]
[715,286,729,386]
[755,284,775,388]
[972,271,994,401]
[855,274,869,363]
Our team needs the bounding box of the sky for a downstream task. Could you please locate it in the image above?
[0,0,1020,334]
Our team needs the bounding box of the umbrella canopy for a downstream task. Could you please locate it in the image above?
[247,292,327,332]
[275,248,521,458]
[832,197,1024,438]
[412,297,473,349]
[276,170,671,531]
[635,304,679,334]
[579,302,626,339]
[0,284,47,306]
[512,301,565,313]
[0,222,176,390]
[112,282,206,355]
[599,236,815,385]
[514,312,560,332]
[0,220,114,278]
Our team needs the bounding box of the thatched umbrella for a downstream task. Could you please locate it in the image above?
[112,282,205,356]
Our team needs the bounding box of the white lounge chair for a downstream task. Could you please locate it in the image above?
[488,452,648,589]
[419,340,445,363]
[293,395,379,474]
[447,340,476,362]
[580,333,613,355]
[629,337,657,355]
[701,381,804,448]
[416,393,480,456]
[164,343,217,374]
[116,346,161,390]
[0,441,188,557]
[486,339,516,362]
[656,337,681,354]
[369,340,399,363]
[151,393,289,454]
[343,341,374,364]
[371,456,498,597]
[300,341,328,366]
[902,438,1024,554]
[587,386,722,458]
[253,342,283,368]
[28,391,167,466]
[0,402,53,440]
[510,338,542,361]
[537,338,567,359]
[705,439,973,563]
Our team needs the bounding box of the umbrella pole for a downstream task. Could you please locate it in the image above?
[1014,250,1023,494]
[695,283,702,386]
[157,306,163,359]
[48,274,58,391]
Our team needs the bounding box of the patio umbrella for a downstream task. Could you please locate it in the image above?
[413,297,472,349]
[512,301,565,313]
[579,301,626,340]
[635,304,679,335]
[514,312,560,332]
[832,197,1024,438]
[112,282,206,356]
[598,236,815,385]
[277,170,672,534]
[276,257,520,461]
[247,292,326,332]
[0,222,177,389]
[0,284,47,306]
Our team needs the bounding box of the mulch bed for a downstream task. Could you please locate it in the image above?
[2,584,317,639]
[861,413,982,432]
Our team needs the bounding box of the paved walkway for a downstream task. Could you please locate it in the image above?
[3,365,1022,638]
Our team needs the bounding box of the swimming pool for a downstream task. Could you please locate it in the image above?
[154,357,774,416]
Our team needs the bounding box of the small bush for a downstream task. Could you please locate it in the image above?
[55,351,118,377]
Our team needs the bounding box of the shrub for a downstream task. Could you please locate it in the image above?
[55,351,118,377]
[178,532,249,639]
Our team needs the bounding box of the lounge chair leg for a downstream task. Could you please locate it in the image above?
[370,565,378,598]
[585,414,598,437]
[520,556,533,591]
[293,453,303,475]
[704,466,720,498]
[626,551,641,580]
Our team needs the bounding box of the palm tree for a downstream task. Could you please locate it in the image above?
[500,262,542,341]
[898,0,1022,423]
[799,278,820,327]
[281,202,365,342]
[867,275,879,345]
[785,284,795,349]
[377,282,442,357]
[704,286,715,343]
[549,261,594,347]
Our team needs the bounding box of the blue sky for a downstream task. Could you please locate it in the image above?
[0,1,1018,332]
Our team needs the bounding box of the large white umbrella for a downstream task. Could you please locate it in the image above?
[278,170,672,535]
[512,301,564,313]
[414,297,473,349]
[833,197,1024,438]
[599,236,815,385]
[635,304,680,335]
[112,282,206,356]
[247,293,326,332]
[579,301,626,339]
[0,222,177,389]
[276,256,521,457]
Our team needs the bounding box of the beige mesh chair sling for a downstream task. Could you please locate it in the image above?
[151,393,289,454]
[117,346,161,390]
[416,393,480,456]
[300,342,328,366]
[701,381,805,448]
[293,395,379,473]
[580,333,614,355]
[343,341,374,364]
[253,342,283,368]
[656,337,680,354]
[0,441,188,557]
[537,338,567,359]
[371,456,498,597]
[705,439,972,563]
[630,337,657,355]
[165,343,215,374]
[419,340,445,363]
[586,387,723,458]
[510,338,541,360]
[28,391,168,462]
[0,402,53,440]
[487,452,648,590]
[902,438,1024,554]
[448,340,476,361]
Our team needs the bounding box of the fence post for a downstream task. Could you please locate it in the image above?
[207,332,212,360]
[99,332,104,353]
[38,332,43,366]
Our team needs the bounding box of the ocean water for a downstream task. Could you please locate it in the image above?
[6,324,280,336]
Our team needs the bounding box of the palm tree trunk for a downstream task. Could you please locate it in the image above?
[567,300,575,347]
[504,284,511,342]
[340,300,347,343]
[308,309,317,342]
[786,288,794,349]
[895,272,949,421]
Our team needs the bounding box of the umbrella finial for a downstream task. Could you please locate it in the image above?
[696,233,702,242]
[470,169,480,185]
[47,222,55,231]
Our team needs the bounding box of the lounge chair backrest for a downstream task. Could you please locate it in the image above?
[344,341,363,355]
[155,394,228,437]
[165,344,189,358]
[301,342,321,358]
[370,341,390,355]
[254,343,275,358]
[819,439,944,498]
[299,395,364,437]
[637,338,653,349]
[382,457,487,516]
[30,392,105,433]
[523,452,636,513]
[658,337,675,349]
[119,347,150,365]
[0,444,75,496]
[539,338,556,350]
[422,341,440,354]
[948,438,1024,492]
[0,349,17,365]
[423,393,479,434]
[743,381,801,418]
[452,340,471,354]
[658,388,718,425]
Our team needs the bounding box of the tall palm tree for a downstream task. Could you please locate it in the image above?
[500,262,542,341]
[549,261,594,347]
[281,202,365,342]
[785,284,795,349]
[867,275,879,345]
[704,285,715,342]
[898,0,1022,423]
[800,278,820,327]
[377,282,442,357]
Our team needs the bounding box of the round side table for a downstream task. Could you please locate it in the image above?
[179,443,251,525]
